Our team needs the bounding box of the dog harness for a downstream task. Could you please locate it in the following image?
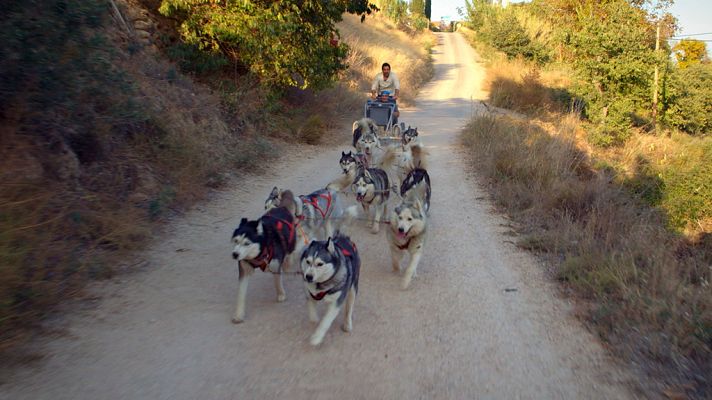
[247,215,296,272]
[309,241,357,301]
[396,237,411,250]
[298,191,333,219]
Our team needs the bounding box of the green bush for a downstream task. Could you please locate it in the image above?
[166,43,229,75]
[658,139,712,230]
[663,63,712,135]
[159,0,376,90]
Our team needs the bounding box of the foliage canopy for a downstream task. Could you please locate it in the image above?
[159,0,377,89]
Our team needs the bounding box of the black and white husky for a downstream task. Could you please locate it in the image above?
[401,126,420,148]
[301,233,360,346]
[231,205,306,323]
[265,187,344,239]
[387,167,432,289]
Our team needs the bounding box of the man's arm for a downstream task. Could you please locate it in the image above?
[393,74,400,100]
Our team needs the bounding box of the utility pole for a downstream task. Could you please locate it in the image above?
[652,21,660,132]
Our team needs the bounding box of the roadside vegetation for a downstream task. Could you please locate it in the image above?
[0,0,433,354]
[460,0,711,397]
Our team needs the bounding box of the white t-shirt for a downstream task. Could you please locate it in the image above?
[371,72,400,93]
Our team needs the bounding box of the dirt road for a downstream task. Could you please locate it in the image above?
[1,33,635,400]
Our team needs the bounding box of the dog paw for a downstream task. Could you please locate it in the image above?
[310,333,324,346]
[231,317,244,324]
[392,264,400,273]
[341,323,352,333]
[277,294,286,303]
[370,225,380,234]
[401,278,412,290]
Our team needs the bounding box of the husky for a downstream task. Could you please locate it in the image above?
[398,126,427,170]
[352,167,390,234]
[356,130,380,165]
[265,187,344,239]
[401,125,420,148]
[400,167,431,213]
[325,150,367,193]
[387,167,432,289]
[352,118,377,149]
[230,204,306,323]
[339,151,368,175]
[301,233,360,346]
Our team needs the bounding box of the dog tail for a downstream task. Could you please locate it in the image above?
[410,144,428,170]
[326,174,351,192]
[377,145,398,171]
[339,205,360,234]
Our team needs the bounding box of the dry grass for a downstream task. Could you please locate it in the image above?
[338,14,435,106]
[484,57,572,117]
[462,114,712,398]
[0,27,278,350]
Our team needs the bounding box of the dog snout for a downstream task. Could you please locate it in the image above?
[305,274,314,283]
[398,227,405,233]
[232,252,239,260]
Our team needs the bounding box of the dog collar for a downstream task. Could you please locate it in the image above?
[248,246,273,271]
[396,238,411,250]
[310,291,329,301]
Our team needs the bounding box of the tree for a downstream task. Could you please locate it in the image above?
[673,39,708,69]
[425,0,432,20]
[568,0,655,130]
[410,0,425,16]
[159,0,377,90]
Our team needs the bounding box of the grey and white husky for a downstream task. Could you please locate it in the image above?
[387,167,432,289]
[353,167,390,234]
[231,204,306,323]
[352,118,377,149]
[265,187,344,239]
[401,126,420,148]
[301,233,360,346]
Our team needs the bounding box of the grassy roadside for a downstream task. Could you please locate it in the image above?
[0,4,434,356]
[460,35,711,398]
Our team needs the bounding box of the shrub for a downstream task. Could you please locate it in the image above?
[299,115,326,145]
[663,63,712,135]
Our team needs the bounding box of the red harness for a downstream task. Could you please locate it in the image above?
[247,216,296,272]
[248,245,274,271]
[310,291,329,301]
[299,192,333,219]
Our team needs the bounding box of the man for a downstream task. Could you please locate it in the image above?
[371,62,400,121]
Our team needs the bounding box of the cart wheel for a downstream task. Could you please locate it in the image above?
[392,125,401,139]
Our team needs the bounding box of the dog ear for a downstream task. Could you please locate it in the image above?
[257,221,264,236]
[414,128,418,137]
[239,217,248,227]
[270,186,279,197]
[413,199,423,213]
[394,204,402,214]
[326,237,336,255]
